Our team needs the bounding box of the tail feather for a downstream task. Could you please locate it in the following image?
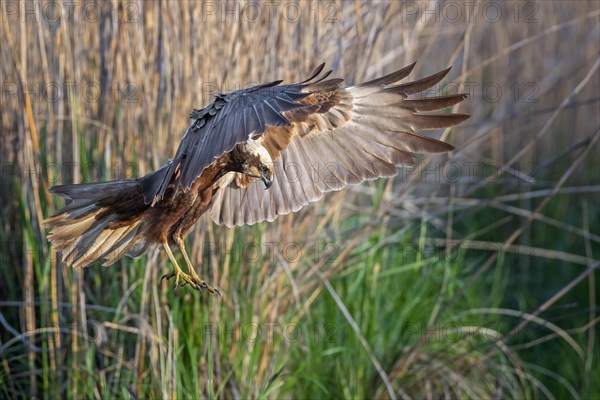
[45,178,150,268]
[46,212,97,242]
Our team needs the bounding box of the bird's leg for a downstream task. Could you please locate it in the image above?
[175,235,220,296]
[161,241,201,290]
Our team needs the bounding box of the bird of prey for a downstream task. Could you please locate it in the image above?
[45,62,469,294]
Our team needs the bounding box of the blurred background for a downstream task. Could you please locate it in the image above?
[1,0,599,398]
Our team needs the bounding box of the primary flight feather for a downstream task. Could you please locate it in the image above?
[45,62,469,293]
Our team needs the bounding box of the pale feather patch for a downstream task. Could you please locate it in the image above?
[100,222,142,266]
[47,213,98,242]
[72,226,128,269]
[244,137,273,165]
[214,172,236,190]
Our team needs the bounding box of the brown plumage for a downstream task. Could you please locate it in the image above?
[45,61,470,293]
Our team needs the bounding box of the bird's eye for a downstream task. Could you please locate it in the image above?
[261,165,268,173]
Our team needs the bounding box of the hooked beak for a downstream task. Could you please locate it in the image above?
[261,170,273,189]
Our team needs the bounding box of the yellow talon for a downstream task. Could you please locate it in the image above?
[161,240,221,295]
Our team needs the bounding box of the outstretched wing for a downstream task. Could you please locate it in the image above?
[210,62,470,227]
[144,64,334,204]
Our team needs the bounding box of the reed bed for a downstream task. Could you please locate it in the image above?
[1,1,599,398]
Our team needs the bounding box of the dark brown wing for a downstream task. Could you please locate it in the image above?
[144,64,333,204]
[210,62,470,227]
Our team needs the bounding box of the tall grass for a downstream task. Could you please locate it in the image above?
[1,1,599,398]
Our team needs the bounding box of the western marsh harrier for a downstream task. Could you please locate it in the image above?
[46,62,469,294]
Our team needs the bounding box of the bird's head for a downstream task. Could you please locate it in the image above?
[241,139,274,189]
